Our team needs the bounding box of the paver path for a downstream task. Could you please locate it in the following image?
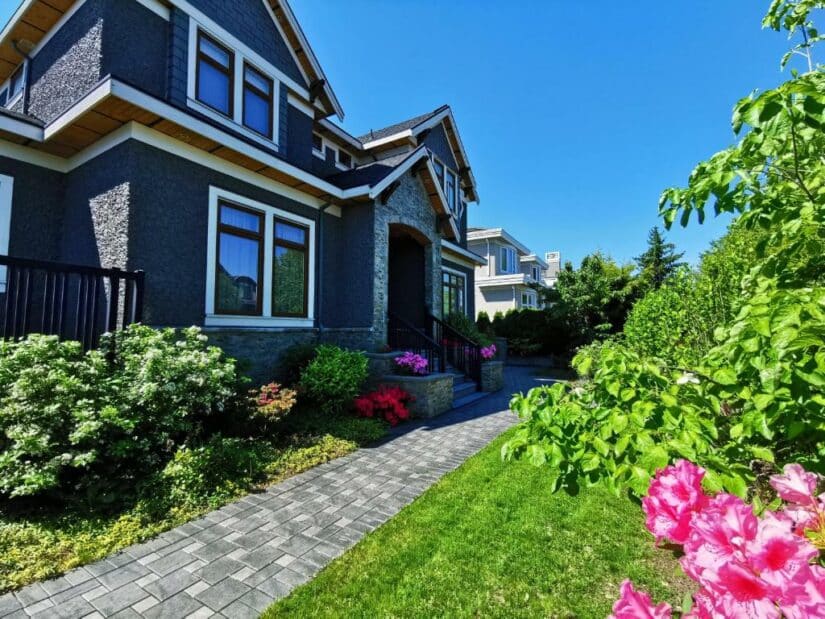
[1,367,542,619]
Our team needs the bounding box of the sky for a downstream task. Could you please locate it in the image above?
[0,1,802,267]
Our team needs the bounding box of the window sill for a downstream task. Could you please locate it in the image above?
[187,98,279,153]
[312,149,325,160]
[204,314,314,329]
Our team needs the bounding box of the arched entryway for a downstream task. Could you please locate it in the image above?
[387,224,429,328]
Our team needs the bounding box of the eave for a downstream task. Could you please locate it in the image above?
[442,240,487,266]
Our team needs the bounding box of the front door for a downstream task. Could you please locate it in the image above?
[388,233,426,327]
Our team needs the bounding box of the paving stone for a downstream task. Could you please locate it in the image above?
[236,544,284,570]
[219,600,259,619]
[141,592,203,619]
[97,562,151,592]
[144,551,197,577]
[193,578,251,612]
[0,594,22,616]
[255,577,293,600]
[30,595,95,619]
[89,583,147,616]
[237,588,274,612]
[14,582,48,607]
[192,539,240,563]
[193,557,246,585]
[143,570,198,601]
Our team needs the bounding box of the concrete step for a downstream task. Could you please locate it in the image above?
[453,380,477,400]
[451,391,488,410]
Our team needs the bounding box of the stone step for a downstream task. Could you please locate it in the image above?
[453,380,477,400]
[451,391,489,410]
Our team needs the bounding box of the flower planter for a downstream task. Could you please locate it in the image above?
[379,373,454,418]
[480,361,504,392]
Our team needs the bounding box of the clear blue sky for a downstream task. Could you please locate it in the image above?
[1,1,801,266]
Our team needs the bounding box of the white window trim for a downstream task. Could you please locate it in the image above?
[0,61,27,110]
[0,175,12,293]
[335,148,353,171]
[442,265,467,314]
[187,20,281,152]
[205,186,315,328]
[500,246,516,274]
[312,132,325,159]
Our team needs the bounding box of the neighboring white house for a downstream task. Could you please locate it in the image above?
[467,227,559,317]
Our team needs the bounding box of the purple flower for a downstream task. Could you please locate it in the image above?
[395,351,429,375]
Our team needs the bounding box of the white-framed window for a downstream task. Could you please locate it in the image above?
[337,149,353,170]
[442,267,467,316]
[0,175,12,292]
[188,22,281,151]
[531,266,540,281]
[312,133,324,158]
[0,62,26,109]
[499,246,516,274]
[205,186,315,327]
[429,153,462,219]
[521,291,537,308]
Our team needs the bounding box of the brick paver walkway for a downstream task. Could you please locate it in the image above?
[0,367,541,619]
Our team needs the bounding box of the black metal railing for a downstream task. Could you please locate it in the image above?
[387,310,446,374]
[427,314,482,388]
[0,255,145,350]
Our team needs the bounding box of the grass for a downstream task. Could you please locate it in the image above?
[0,409,388,594]
[264,428,692,618]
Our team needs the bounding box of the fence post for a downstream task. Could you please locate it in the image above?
[133,270,145,324]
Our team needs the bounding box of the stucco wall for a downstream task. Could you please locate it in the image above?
[0,156,64,261]
[476,286,517,318]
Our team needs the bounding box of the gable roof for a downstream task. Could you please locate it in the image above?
[356,105,479,204]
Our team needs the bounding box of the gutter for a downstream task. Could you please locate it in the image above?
[315,202,333,332]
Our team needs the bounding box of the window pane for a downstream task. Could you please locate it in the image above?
[200,36,230,67]
[220,204,260,232]
[273,246,306,315]
[443,285,451,315]
[446,171,456,210]
[197,60,231,114]
[433,160,445,184]
[275,221,306,244]
[243,89,271,136]
[312,134,323,151]
[217,233,260,313]
[244,66,270,94]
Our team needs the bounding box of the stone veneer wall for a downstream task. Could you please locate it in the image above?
[480,361,504,393]
[372,171,443,343]
[380,374,454,419]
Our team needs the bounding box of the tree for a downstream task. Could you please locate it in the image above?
[634,226,685,290]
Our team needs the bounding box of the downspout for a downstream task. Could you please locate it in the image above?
[315,202,333,334]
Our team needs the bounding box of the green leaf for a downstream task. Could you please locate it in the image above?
[712,368,738,385]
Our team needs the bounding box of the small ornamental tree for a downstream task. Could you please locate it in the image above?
[634,226,685,291]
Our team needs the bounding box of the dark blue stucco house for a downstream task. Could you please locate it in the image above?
[0,0,486,375]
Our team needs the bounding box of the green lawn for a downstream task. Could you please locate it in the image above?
[264,428,691,618]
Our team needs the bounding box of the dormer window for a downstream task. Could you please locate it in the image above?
[243,64,273,138]
[337,150,352,169]
[432,158,445,185]
[196,32,234,117]
[445,169,457,212]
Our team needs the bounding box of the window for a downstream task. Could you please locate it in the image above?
[0,63,26,109]
[532,266,540,281]
[445,169,457,213]
[206,187,316,326]
[215,202,264,315]
[338,150,353,169]
[243,63,273,138]
[521,292,536,308]
[500,247,516,274]
[273,219,309,316]
[312,133,324,155]
[0,175,12,293]
[432,158,445,186]
[196,31,234,116]
[442,270,466,316]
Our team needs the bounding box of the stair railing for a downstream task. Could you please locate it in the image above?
[387,310,446,374]
[427,314,482,388]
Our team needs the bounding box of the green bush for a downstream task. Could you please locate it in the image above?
[0,325,245,499]
[276,343,318,386]
[299,345,368,414]
[445,312,492,346]
[475,311,492,336]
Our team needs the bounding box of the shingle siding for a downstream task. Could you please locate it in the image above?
[422,123,457,171]
[186,0,305,87]
[286,103,314,170]
[168,8,189,106]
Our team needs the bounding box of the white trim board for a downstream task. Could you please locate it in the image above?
[442,240,487,266]
[205,185,316,328]
[0,174,12,292]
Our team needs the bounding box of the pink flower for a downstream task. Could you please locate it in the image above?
[770,464,821,507]
[480,344,497,360]
[609,580,672,619]
[642,460,710,544]
[747,512,818,574]
[683,589,714,619]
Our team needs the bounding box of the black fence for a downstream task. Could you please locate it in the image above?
[427,314,482,388]
[0,255,144,350]
[387,310,446,374]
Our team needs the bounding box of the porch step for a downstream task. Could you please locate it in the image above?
[451,391,488,410]
[453,380,477,400]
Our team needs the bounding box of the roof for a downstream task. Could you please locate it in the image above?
[325,152,408,189]
[466,228,532,256]
[357,106,448,143]
[520,254,549,269]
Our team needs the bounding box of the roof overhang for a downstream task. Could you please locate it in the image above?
[476,274,530,288]
[369,146,459,240]
[442,240,487,266]
[361,106,479,203]
[520,253,549,269]
[467,228,531,255]
[0,0,77,83]
[316,117,363,152]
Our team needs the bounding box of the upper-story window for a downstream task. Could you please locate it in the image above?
[500,246,517,274]
[432,158,445,185]
[337,150,353,169]
[0,63,26,109]
[445,169,457,212]
[531,266,540,281]
[189,25,282,150]
[243,64,273,138]
[196,32,234,117]
[312,133,324,155]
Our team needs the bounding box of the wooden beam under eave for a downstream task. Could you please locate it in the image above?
[23,2,64,32]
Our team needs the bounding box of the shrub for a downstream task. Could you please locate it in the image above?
[0,325,244,499]
[476,311,492,336]
[276,343,318,386]
[354,387,413,426]
[394,351,429,376]
[445,312,492,346]
[299,345,368,414]
[252,382,297,429]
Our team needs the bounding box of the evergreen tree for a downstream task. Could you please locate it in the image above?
[635,226,685,289]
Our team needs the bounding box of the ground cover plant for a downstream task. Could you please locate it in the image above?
[504,0,825,502]
[263,429,691,618]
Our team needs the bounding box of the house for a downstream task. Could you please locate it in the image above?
[0,0,486,377]
[467,227,553,317]
[543,251,561,287]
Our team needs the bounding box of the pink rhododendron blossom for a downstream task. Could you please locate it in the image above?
[480,344,497,360]
[747,512,818,574]
[642,460,710,544]
[608,580,672,619]
[683,589,714,619]
[770,463,821,507]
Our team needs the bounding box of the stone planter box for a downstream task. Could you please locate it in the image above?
[365,351,401,384]
[379,373,454,418]
[480,360,504,392]
[493,337,508,364]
